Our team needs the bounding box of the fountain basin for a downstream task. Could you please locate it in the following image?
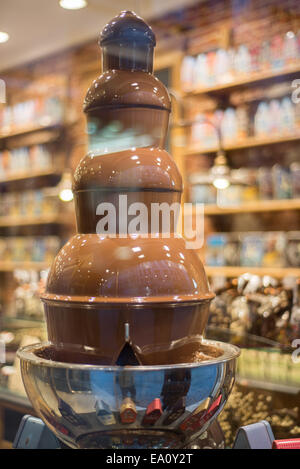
[18,339,239,449]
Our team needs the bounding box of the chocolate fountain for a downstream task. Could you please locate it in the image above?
[17,11,240,449]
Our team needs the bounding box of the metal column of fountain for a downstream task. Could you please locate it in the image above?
[17,11,240,449]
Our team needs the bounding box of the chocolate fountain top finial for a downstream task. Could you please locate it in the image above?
[100,10,156,73]
[100,11,156,47]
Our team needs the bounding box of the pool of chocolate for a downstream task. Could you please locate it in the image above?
[34,340,223,366]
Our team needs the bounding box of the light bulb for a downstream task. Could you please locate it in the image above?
[286,31,295,39]
[211,151,231,190]
[58,171,73,202]
[59,0,87,10]
[59,188,73,202]
[0,32,9,43]
[213,177,230,190]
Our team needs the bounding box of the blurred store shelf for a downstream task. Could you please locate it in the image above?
[0,122,64,140]
[199,199,300,215]
[186,133,300,155]
[0,213,72,227]
[0,168,63,184]
[0,262,50,272]
[184,64,300,96]
[205,266,300,278]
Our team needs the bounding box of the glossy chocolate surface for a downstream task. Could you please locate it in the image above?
[43,235,212,301]
[84,70,170,113]
[43,11,214,365]
[73,147,181,192]
[100,11,156,73]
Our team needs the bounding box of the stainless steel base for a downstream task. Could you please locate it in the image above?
[17,339,239,449]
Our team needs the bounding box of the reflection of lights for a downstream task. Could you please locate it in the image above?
[59,189,73,202]
[59,0,87,9]
[58,171,74,202]
[87,122,97,134]
[132,247,141,252]
[286,31,295,39]
[213,177,230,190]
[0,32,9,43]
[211,151,230,190]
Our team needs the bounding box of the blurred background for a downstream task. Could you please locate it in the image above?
[0,0,299,448]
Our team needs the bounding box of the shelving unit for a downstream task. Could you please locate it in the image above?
[0,79,76,420]
[0,168,63,184]
[178,21,300,284]
[0,388,35,449]
[0,262,50,272]
[205,266,300,279]
[190,199,300,215]
[183,64,300,96]
[0,121,64,141]
[0,213,73,227]
[236,377,300,396]
[186,133,300,155]
[2,317,45,328]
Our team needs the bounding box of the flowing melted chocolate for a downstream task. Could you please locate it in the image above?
[34,342,223,366]
[42,11,215,366]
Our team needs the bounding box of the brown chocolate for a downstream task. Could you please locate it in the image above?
[42,11,215,366]
[34,341,223,366]
[84,70,170,113]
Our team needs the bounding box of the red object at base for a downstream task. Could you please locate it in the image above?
[272,439,300,449]
[142,398,163,426]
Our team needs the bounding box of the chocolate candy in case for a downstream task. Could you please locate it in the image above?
[291,162,300,198]
[13,237,26,262]
[240,233,264,267]
[205,234,227,266]
[272,164,292,200]
[262,232,286,268]
[142,398,163,426]
[223,233,241,267]
[95,400,116,426]
[286,231,300,267]
[32,237,45,262]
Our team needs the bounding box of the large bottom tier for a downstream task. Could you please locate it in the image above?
[42,235,214,365]
[43,300,212,365]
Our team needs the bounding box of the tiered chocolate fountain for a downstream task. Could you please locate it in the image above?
[17,11,239,449]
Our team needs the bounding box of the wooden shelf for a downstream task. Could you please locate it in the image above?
[0,168,62,184]
[184,64,300,96]
[2,317,45,328]
[205,266,300,279]
[186,133,300,155]
[0,388,32,410]
[0,262,50,272]
[0,213,71,227]
[236,377,300,395]
[0,121,63,140]
[201,199,300,215]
